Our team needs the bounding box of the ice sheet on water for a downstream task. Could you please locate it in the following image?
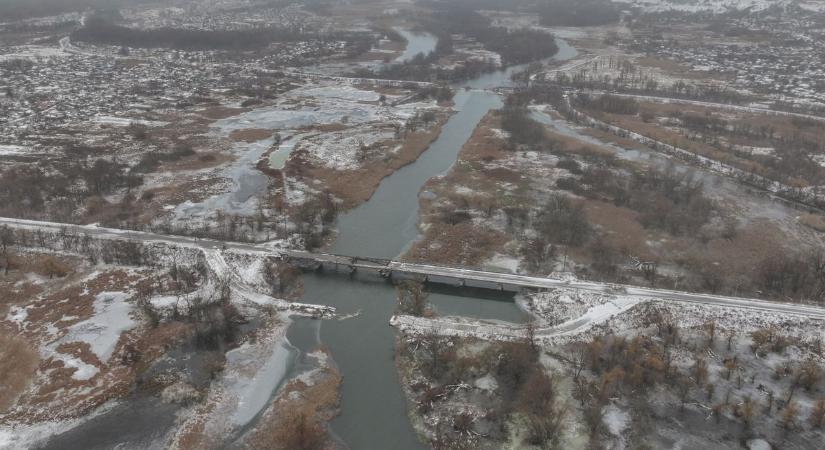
[223,339,295,426]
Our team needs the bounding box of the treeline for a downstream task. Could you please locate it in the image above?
[549,63,749,105]
[365,58,499,83]
[0,157,141,221]
[499,105,546,147]
[0,0,143,21]
[578,94,640,115]
[576,94,825,188]
[429,5,558,66]
[538,0,621,27]
[72,17,371,51]
[361,5,558,82]
[559,161,715,237]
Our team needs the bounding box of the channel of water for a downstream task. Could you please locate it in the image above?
[286,37,579,449]
[393,28,438,63]
[38,34,577,450]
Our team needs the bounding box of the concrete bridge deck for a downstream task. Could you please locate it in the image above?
[2,217,825,320]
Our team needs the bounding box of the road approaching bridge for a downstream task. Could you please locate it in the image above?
[2,217,825,320]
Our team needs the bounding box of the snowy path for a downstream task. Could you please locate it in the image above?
[390,295,643,343]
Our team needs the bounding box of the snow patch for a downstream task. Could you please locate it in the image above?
[484,253,520,273]
[747,438,772,450]
[603,404,629,437]
[291,85,381,103]
[56,355,99,381]
[58,291,136,363]
[0,145,28,156]
[92,115,168,127]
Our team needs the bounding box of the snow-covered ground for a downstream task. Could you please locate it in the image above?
[91,116,169,128]
[54,291,136,363]
[612,0,824,13]
[170,81,440,225]
[0,46,66,62]
[289,85,382,103]
[292,126,396,170]
[0,145,28,156]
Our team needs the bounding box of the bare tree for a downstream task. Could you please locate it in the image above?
[781,402,799,430]
[809,399,825,429]
[397,280,429,316]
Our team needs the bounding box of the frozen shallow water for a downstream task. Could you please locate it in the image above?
[58,292,136,363]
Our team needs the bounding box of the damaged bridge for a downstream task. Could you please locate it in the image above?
[279,250,527,292]
[3,217,825,320]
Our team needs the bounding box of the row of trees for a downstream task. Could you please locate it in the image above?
[358,5,558,82]
[0,158,138,211]
[73,16,373,52]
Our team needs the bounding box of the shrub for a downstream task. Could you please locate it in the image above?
[536,194,592,247]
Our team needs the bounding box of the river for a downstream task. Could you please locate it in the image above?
[394,28,438,63]
[36,33,576,450]
[304,32,812,449]
[286,37,579,450]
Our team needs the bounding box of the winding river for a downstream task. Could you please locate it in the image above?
[394,28,439,63]
[286,37,579,449]
[37,35,576,450]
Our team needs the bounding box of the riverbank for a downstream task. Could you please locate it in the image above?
[291,108,453,211]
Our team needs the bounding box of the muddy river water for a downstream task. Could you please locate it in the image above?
[39,36,576,450]
[39,28,825,449]
[286,38,579,449]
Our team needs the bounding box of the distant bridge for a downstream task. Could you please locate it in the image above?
[3,217,825,320]
[281,70,435,89]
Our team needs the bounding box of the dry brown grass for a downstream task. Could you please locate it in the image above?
[404,222,508,267]
[309,123,349,133]
[697,221,790,275]
[460,114,508,162]
[402,113,523,267]
[229,128,273,143]
[297,114,451,209]
[594,108,771,175]
[538,125,617,160]
[583,200,655,260]
[2,269,195,423]
[798,214,825,233]
[19,270,138,338]
[142,177,231,224]
[243,350,342,450]
[636,56,729,81]
[0,332,39,412]
[159,151,234,172]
